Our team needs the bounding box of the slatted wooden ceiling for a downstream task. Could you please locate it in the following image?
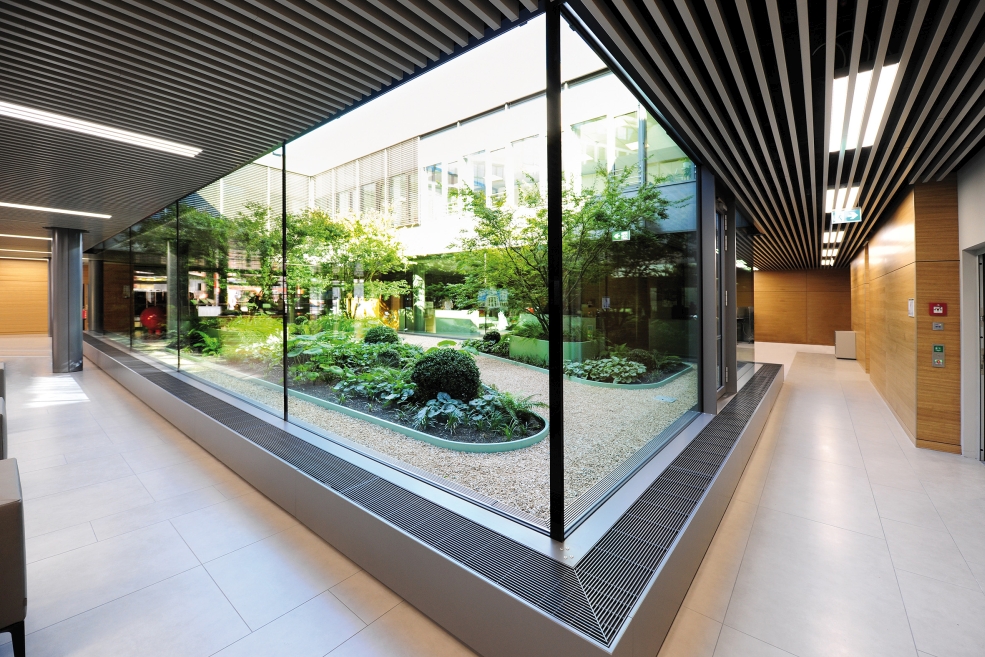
[569,0,985,269]
[0,0,535,250]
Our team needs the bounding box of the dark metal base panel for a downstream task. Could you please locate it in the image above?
[83,334,782,656]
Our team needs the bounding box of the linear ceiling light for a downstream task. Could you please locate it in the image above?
[824,186,860,213]
[0,248,50,254]
[0,232,51,240]
[823,231,845,244]
[828,64,899,152]
[0,100,202,157]
[0,201,111,219]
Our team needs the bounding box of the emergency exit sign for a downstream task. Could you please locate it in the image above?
[929,302,948,316]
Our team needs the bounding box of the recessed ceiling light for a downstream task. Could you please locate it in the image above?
[0,248,50,254]
[0,256,48,261]
[825,186,860,213]
[0,202,111,219]
[0,100,202,157]
[823,231,845,244]
[829,64,898,152]
[0,232,51,240]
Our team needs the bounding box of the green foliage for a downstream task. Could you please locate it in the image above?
[334,368,417,407]
[563,357,647,384]
[363,325,399,344]
[412,389,544,440]
[410,348,481,401]
[187,329,222,357]
[652,352,685,373]
[461,338,510,358]
[482,330,501,344]
[511,322,544,339]
[627,349,655,370]
[436,340,457,348]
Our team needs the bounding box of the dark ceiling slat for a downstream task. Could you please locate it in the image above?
[337,0,447,60]
[818,0,836,266]
[923,91,985,181]
[364,0,464,52]
[396,0,473,47]
[795,0,818,260]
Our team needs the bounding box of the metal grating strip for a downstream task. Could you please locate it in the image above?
[84,334,779,646]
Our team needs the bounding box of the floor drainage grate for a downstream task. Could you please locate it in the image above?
[84,334,779,645]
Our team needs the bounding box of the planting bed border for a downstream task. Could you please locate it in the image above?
[476,351,694,389]
[249,376,549,453]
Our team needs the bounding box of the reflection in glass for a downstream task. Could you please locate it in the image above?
[129,208,177,368]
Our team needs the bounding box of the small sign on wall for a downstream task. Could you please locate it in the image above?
[929,302,948,316]
[907,299,915,317]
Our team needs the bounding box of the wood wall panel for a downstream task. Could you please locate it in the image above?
[754,269,850,345]
[914,178,959,262]
[754,289,808,343]
[883,264,918,439]
[868,193,915,281]
[103,261,132,333]
[754,270,808,291]
[851,248,869,372]
[0,259,49,334]
[915,260,961,449]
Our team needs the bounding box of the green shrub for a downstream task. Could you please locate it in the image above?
[483,330,501,343]
[411,348,481,401]
[511,322,544,339]
[363,325,399,344]
[375,347,403,369]
[628,348,655,370]
[563,357,646,384]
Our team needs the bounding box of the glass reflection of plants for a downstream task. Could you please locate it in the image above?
[456,165,693,384]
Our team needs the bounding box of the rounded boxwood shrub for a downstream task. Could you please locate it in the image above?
[375,347,403,369]
[364,325,399,344]
[482,330,501,344]
[628,348,655,370]
[411,349,481,401]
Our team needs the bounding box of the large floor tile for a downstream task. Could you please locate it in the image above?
[759,452,884,537]
[15,454,67,473]
[713,626,795,656]
[205,524,359,630]
[656,606,721,657]
[213,590,364,657]
[882,519,979,590]
[724,507,915,657]
[26,521,200,632]
[91,485,227,540]
[171,491,299,562]
[774,430,864,469]
[330,570,403,625]
[7,432,114,462]
[23,475,155,538]
[897,570,985,657]
[871,484,948,531]
[136,456,240,500]
[327,603,477,657]
[26,522,96,564]
[121,439,210,474]
[683,500,758,622]
[19,453,134,500]
[25,567,249,657]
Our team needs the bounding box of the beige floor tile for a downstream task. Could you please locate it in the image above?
[7,432,114,462]
[171,490,298,562]
[724,507,914,657]
[656,607,721,657]
[213,590,364,657]
[870,484,948,531]
[882,519,979,591]
[331,570,403,624]
[23,475,155,538]
[19,453,134,500]
[91,485,227,540]
[26,521,200,632]
[328,602,477,657]
[136,455,239,500]
[15,454,67,473]
[683,500,758,622]
[24,567,249,657]
[205,524,360,630]
[120,439,210,474]
[25,522,96,563]
[897,570,985,657]
[713,626,796,656]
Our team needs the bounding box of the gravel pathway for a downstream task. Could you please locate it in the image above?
[178,337,697,522]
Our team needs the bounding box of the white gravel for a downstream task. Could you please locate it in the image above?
[178,336,698,522]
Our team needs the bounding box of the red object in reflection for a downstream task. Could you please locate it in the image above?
[929,302,947,316]
[140,306,165,332]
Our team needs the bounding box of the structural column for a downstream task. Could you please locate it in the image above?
[48,227,85,372]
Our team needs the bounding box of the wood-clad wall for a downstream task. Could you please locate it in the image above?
[0,258,49,334]
[851,179,961,452]
[753,269,852,345]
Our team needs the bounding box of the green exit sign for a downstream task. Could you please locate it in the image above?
[612,230,631,242]
[933,344,945,353]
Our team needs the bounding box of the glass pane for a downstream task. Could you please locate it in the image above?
[130,207,177,368]
[172,157,286,418]
[281,16,550,527]
[561,19,701,524]
[85,229,132,348]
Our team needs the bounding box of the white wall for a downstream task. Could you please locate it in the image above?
[956,148,985,458]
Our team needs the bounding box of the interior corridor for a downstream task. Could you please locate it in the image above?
[4,338,985,656]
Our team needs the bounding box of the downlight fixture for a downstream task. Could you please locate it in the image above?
[828,64,899,152]
[0,100,202,157]
[0,201,111,219]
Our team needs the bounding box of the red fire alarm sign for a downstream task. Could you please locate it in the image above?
[929,302,948,316]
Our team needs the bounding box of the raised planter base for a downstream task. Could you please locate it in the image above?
[508,337,598,364]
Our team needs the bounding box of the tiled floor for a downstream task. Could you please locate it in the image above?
[0,338,476,657]
[659,346,985,657]
[4,337,984,656]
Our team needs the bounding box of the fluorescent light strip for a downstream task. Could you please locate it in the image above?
[822,231,845,244]
[0,233,51,240]
[0,100,202,157]
[0,256,48,261]
[824,186,860,212]
[828,64,899,152]
[0,248,50,254]
[0,201,111,219]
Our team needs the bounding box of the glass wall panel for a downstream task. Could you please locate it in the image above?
[173,159,286,418]
[129,208,178,368]
[560,20,701,524]
[280,16,552,526]
[86,229,132,347]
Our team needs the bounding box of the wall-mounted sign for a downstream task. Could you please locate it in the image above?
[612,230,631,242]
[831,208,862,224]
[932,343,945,368]
[932,322,944,331]
[907,298,915,317]
[929,302,948,316]
[602,296,610,309]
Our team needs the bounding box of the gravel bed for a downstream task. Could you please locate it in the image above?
[178,338,697,521]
